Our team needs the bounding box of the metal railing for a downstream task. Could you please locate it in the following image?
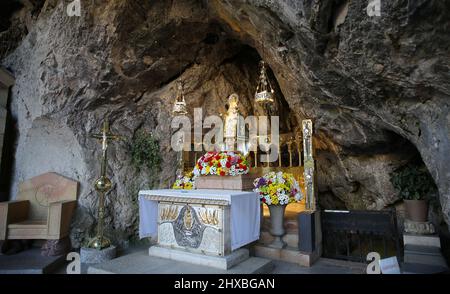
[321,209,402,263]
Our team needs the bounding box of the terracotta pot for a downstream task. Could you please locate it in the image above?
[267,204,287,249]
[404,199,428,222]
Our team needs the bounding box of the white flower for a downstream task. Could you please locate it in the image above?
[210,166,217,175]
[278,194,289,205]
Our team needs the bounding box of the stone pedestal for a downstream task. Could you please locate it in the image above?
[87,250,274,274]
[254,231,322,267]
[148,246,249,270]
[404,219,435,235]
[253,210,322,267]
[252,243,321,267]
[80,245,117,264]
[194,174,255,191]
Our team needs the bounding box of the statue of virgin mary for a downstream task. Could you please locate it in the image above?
[223,93,247,153]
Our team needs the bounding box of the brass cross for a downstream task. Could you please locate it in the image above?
[90,120,121,153]
[90,120,122,177]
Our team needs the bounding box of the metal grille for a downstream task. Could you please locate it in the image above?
[321,209,402,263]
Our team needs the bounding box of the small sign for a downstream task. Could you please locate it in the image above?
[379,256,401,274]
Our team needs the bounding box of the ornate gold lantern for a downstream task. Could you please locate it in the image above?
[254,60,274,104]
[172,81,188,115]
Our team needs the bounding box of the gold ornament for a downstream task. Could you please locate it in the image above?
[254,61,274,104]
[88,120,122,250]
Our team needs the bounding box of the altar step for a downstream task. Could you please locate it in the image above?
[259,231,298,248]
[401,233,448,274]
[254,231,321,267]
[87,249,274,274]
[251,244,321,267]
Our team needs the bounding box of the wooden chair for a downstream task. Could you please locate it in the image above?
[0,172,78,255]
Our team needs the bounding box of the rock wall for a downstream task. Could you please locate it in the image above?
[0,0,449,245]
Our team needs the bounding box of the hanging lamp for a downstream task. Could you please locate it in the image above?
[254,60,274,104]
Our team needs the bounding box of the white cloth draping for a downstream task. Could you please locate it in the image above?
[139,189,260,251]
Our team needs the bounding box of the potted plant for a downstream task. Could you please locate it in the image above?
[253,172,303,249]
[390,164,437,222]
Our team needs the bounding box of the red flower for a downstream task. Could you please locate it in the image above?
[262,198,266,203]
[217,162,222,167]
[209,161,213,166]
[238,158,243,164]
[220,171,225,176]
[226,162,231,168]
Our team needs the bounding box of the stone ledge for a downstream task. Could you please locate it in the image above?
[403,233,441,248]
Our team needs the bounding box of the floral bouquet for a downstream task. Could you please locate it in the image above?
[172,171,196,190]
[193,151,250,177]
[253,171,303,205]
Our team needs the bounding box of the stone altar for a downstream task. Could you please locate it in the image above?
[139,189,260,269]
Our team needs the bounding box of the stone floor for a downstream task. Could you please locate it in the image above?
[54,245,366,274]
[1,244,366,274]
[0,248,65,274]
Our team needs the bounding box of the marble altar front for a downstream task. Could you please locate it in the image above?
[139,189,260,266]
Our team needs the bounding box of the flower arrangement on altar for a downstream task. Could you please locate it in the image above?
[172,171,196,190]
[253,171,303,205]
[193,151,250,177]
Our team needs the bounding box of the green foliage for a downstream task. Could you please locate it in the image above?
[131,130,161,172]
[390,164,437,200]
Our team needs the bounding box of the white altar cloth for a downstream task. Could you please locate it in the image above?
[139,189,260,251]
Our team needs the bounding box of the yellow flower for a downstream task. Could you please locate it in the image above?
[271,195,279,205]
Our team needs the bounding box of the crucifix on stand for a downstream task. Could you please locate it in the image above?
[88,120,122,250]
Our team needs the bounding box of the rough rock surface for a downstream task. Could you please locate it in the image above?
[1,0,449,245]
